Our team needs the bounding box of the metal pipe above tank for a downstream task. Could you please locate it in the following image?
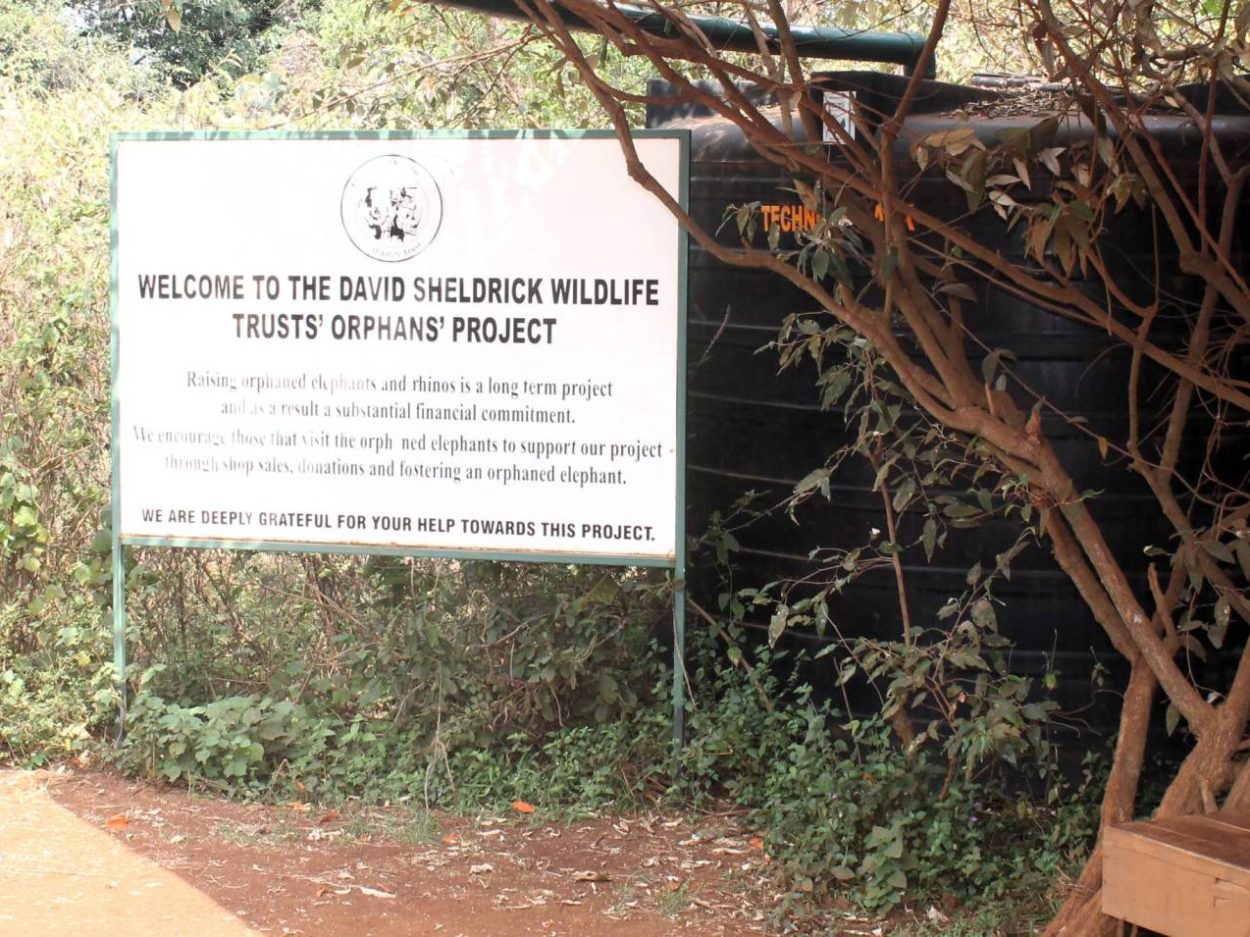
[428,0,936,77]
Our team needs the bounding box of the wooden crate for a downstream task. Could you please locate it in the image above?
[1103,811,1250,937]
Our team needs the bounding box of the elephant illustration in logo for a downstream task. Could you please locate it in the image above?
[363,185,423,242]
[342,155,443,262]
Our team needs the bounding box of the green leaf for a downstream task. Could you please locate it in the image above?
[1201,539,1235,565]
[596,673,619,703]
[1235,539,1250,579]
[794,467,831,497]
[818,367,853,407]
[962,150,988,209]
[1021,703,1050,721]
[1215,596,1232,630]
[1165,702,1180,736]
[939,281,977,302]
[837,661,857,685]
[981,348,1016,384]
[768,607,788,646]
[1068,199,1095,223]
[970,597,995,628]
[892,477,916,513]
[879,247,898,282]
[1209,619,1228,651]
[924,126,983,155]
[828,251,852,288]
[1208,597,1231,650]
[811,248,830,281]
[943,502,980,519]
[583,575,619,605]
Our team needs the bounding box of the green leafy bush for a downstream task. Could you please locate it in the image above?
[108,556,669,801]
[0,605,112,764]
[675,633,1089,915]
[117,686,331,788]
[75,0,313,88]
[447,702,672,813]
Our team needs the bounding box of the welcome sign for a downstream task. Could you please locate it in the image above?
[111,133,687,565]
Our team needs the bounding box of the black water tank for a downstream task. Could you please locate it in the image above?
[648,73,1250,723]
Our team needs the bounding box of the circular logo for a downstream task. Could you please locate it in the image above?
[341,155,443,262]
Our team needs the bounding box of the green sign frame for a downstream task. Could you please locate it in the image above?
[110,129,691,744]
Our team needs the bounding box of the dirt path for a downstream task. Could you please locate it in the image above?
[9,768,793,936]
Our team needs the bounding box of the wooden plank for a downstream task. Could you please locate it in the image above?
[1104,815,1250,937]
[1204,811,1250,835]
[1165,816,1250,870]
[1110,816,1250,883]
[1104,852,1250,936]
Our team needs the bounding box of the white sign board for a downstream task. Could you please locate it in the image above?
[113,134,685,563]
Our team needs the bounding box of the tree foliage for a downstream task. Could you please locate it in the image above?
[75,0,315,86]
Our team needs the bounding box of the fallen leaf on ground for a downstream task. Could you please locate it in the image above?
[571,870,610,882]
[286,801,311,812]
[441,833,460,846]
[511,800,535,814]
[749,837,765,850]
[926,904,950,923]
[358,885,396,899]
[105,815,128,830]
[317,809,341,824]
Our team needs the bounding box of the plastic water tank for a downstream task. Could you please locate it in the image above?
[648,72,1250,723]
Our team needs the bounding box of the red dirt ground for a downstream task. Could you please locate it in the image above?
[45,768,802,937]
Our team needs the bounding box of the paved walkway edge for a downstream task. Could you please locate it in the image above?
[0,770,264,937]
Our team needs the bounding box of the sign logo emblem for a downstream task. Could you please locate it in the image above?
[341,155,443,262]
